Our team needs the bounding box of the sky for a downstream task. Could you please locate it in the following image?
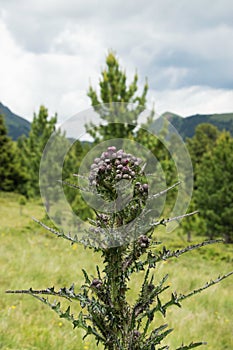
[0,0,233,123]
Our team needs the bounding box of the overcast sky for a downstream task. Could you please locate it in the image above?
[1,0,233,123]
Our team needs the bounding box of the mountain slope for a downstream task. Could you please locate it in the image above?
[1,101,233,141]
[163,112,233,139]
[0,102,31,140]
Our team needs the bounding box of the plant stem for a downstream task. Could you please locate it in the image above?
[104,246,129,349]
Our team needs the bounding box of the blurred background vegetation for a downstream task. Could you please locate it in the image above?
[0,51,233,349]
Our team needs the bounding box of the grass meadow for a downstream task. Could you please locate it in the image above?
[0,192,232,350]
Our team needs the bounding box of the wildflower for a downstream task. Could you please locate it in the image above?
[89,148,148,221]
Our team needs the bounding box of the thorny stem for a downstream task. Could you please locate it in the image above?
[104,246,130,349]
[150,211,199,227]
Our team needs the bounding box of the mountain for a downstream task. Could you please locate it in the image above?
[163,112,233,139]
[0,102,31,140]
[1,101,233,141]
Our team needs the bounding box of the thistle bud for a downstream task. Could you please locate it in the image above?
[107,146,117,152]
[138,235,150,248]
[132,330,141,339]
[90,278,103,289]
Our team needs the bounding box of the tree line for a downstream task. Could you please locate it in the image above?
[0,51,232,243]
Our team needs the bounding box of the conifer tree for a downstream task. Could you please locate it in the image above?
[19,106,57,197]
[86,51,150,142]
[195,132,233,243]
[63,140,94,221]
[181,124,221,240]
[86,52,181,209]
[187,123,220,185]
[0,114,24,191]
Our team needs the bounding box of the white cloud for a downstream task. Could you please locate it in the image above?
[151,86,233,117]
[0,18,104,121]
[0,20,36,118]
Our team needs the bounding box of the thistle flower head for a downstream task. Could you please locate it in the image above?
[89,147,148,205]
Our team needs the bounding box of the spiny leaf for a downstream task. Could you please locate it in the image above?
[150,211,199,227]
[133,240,226,273]
[96,265,101,279]
[82,269,91,285]
[176,341,207,349]
[6,284,81,301]
[171,292,182,308]
[157,296,166,317]
[60,306,71,319]
[152,324,169,335]
[52,301,61,312]
[32,217,80,245]
[146,325,173,347]
[177,271,233,303]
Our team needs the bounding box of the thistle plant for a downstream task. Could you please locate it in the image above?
[7,146,233,349]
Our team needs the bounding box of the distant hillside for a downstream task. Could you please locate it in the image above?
[1,101,233,141]
[0,102,31,140]
[163,112,233,139]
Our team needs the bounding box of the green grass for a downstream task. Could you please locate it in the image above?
[0,192,232,349]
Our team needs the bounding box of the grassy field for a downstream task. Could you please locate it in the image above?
[0,192,232,350]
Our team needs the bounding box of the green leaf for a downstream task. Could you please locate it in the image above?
[51,301,61,312]
[60,306,71,319]
[157,296,166,317]
[147,324,173,347]
[171,292,182,308]
[176,341,207,349]
[82,269,91,284]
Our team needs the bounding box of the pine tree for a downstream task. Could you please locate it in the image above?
[195,132,233,243]
[181,124,221,240]
[0,114,24,191]
[86,51,150,142]
[86,51,180,210]
[19,106,57,197]
[63,140,94,221]
[187,123,220,185]
[39,128,75,213]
